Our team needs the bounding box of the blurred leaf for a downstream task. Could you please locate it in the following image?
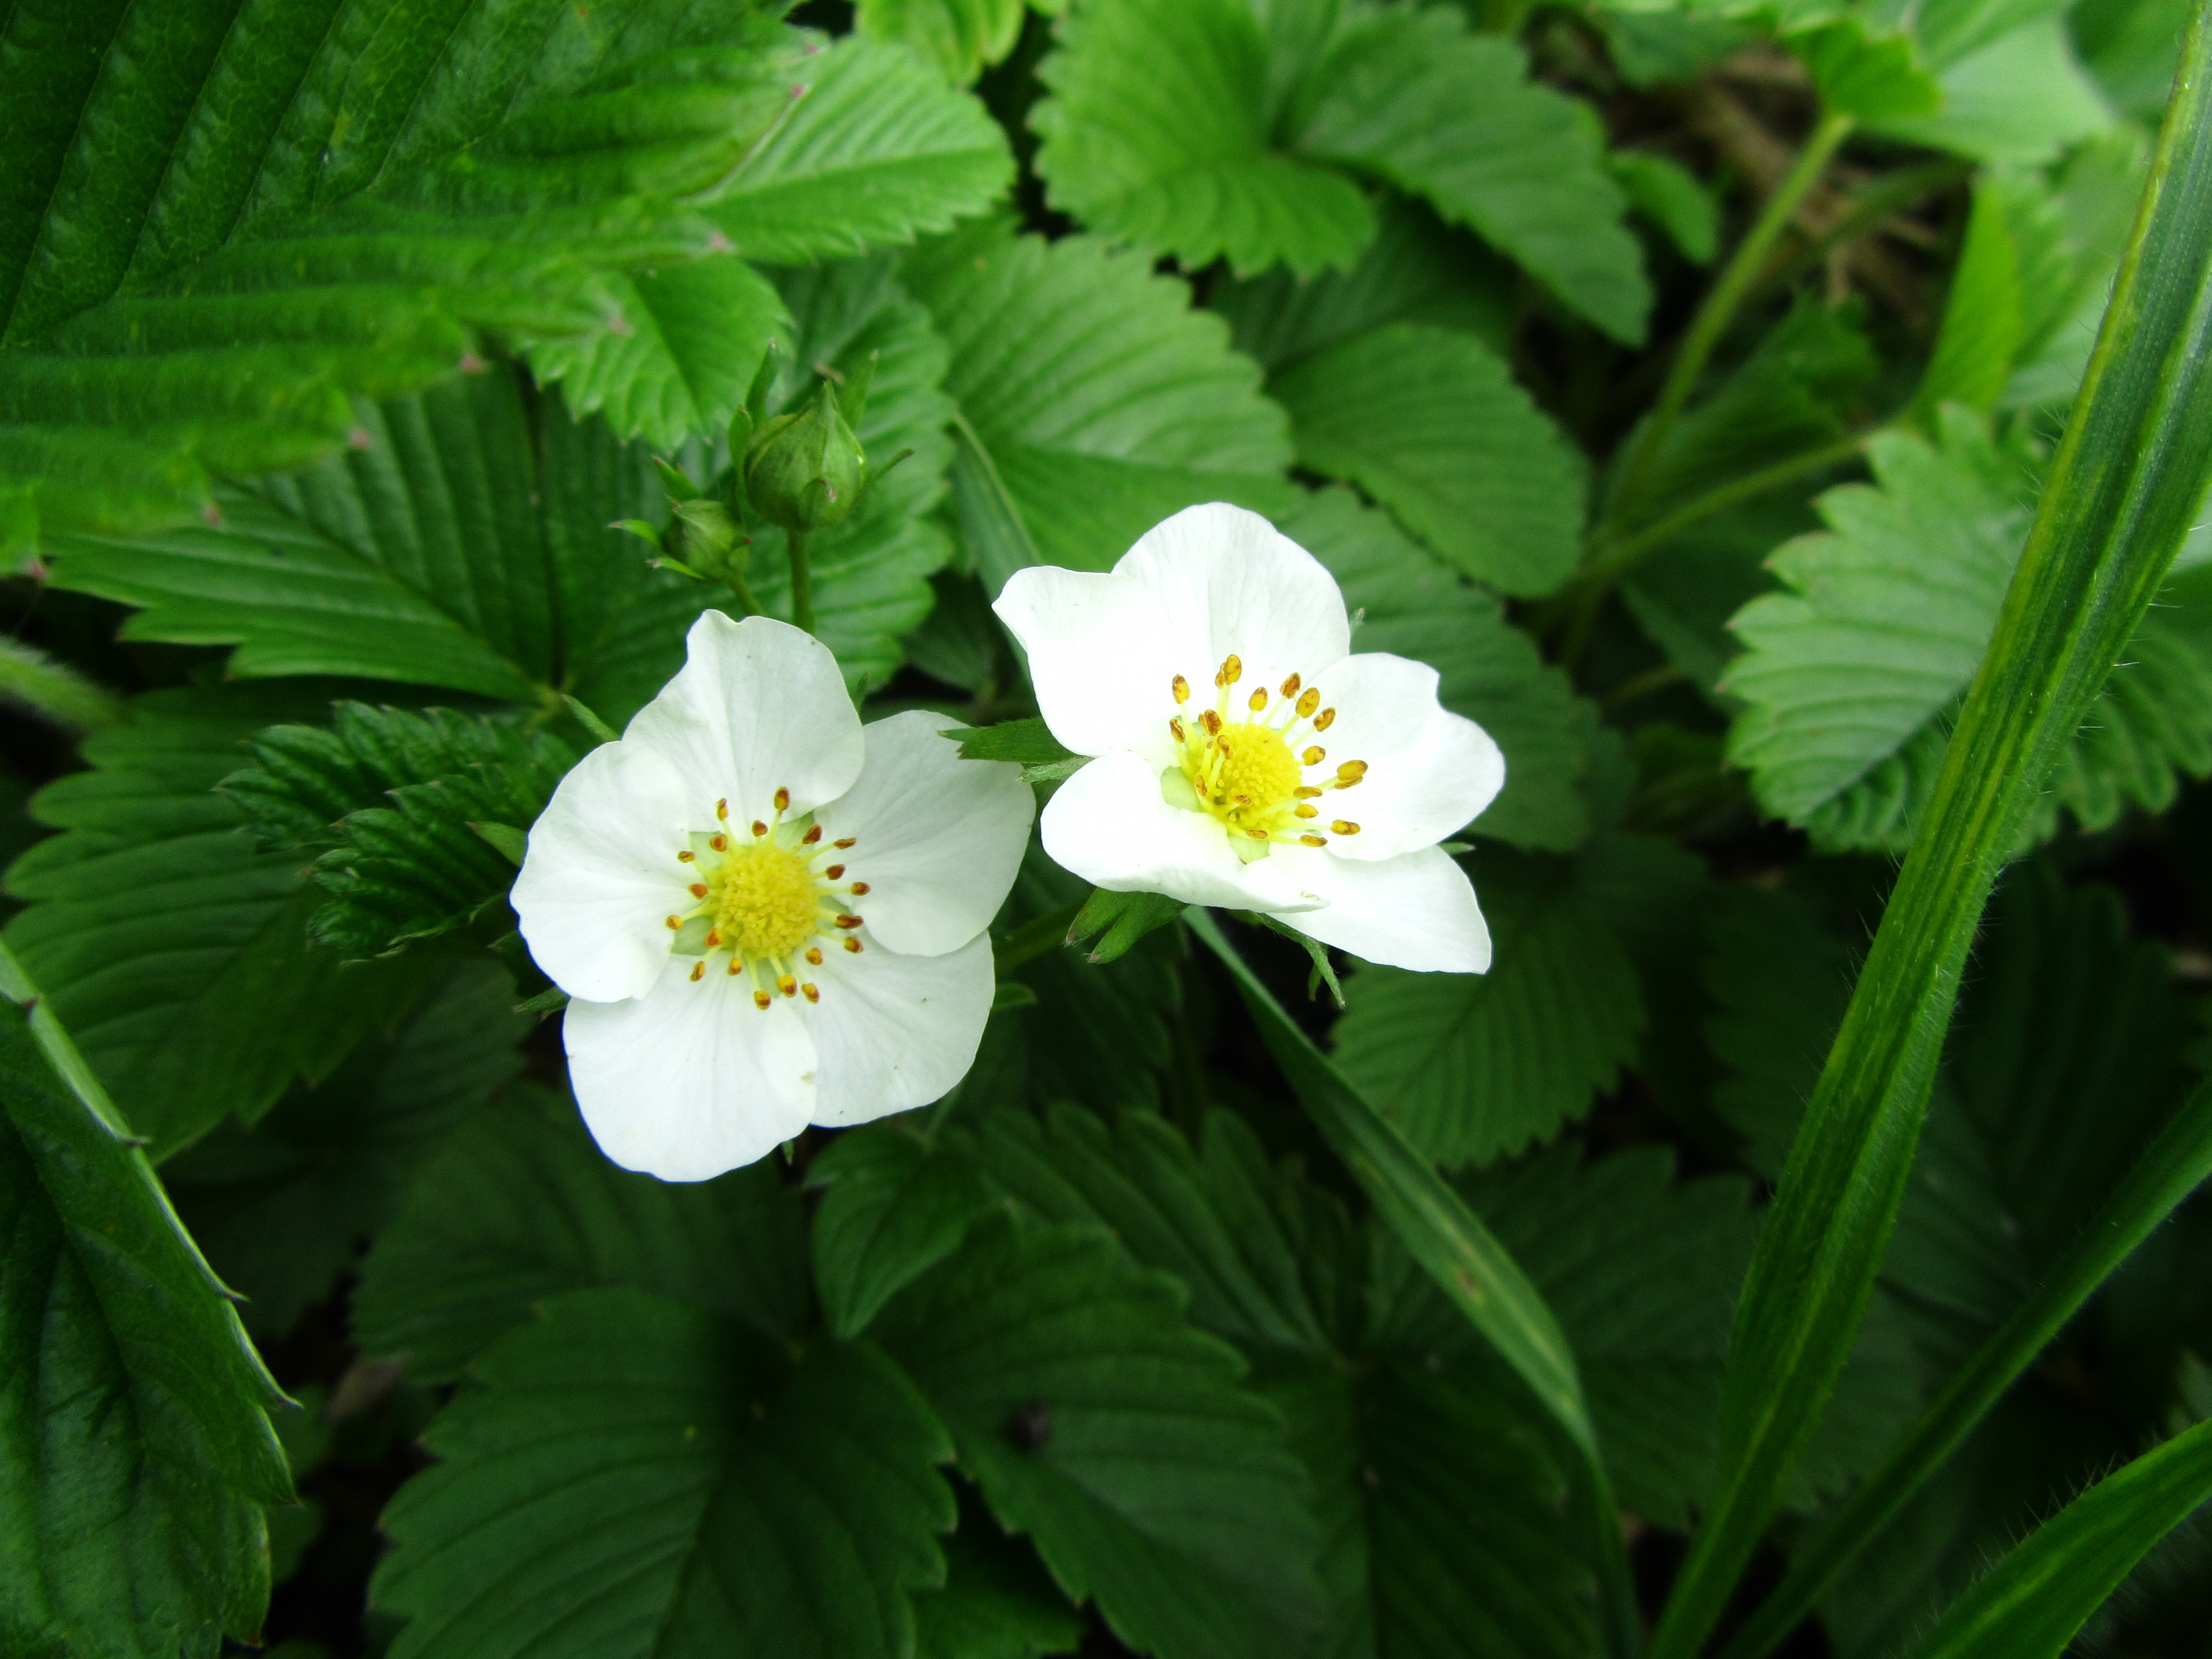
[3,686,432,1157]
[1871,19,2115,164]
[1792,18,1943,118]
[903,217,1294,591]
[1918,182,2026,417]
[353,1087,809,1380]
[373,1288,954,1659]
[0,950,290,1658]
[1610,151,1720,264]
[913,1527,1085,1659]
[860,0,1030,83]
[1271,323,1587,597]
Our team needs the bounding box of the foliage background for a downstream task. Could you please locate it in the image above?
[1,0,2209,1654]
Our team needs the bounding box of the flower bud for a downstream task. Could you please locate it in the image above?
[742,379,867,536]
[667,497,748,584]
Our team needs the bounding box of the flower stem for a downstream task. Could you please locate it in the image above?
[786,528,815,635]
[724,570,764,619]
[1604,110,1856,531]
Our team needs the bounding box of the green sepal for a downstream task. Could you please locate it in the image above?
[1250,912,1345,1008]
[650,455,703,502]
[1068,888,1187,965]
[947,718,1085,782]
[990,980,1040,1011]
[512,987,570,1017]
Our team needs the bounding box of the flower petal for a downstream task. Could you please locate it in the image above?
[563,962,818,1180]
[513,736,694,1002]
[1114,503,1352,697]
[624,611,864,822]
[805,932,995,1126]
[1279,845,1492,972]
[993,564,1180,762]
[1040,748,1322,912]
[1301,652,1505,860]
[814,711,1034,958]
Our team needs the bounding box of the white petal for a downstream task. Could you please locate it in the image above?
[623,612,864,822]
[1040,749,1321,913]
[993,565,1181,762]
[814,711,1034,958]
[563,961,818,1181]
[1278,845,1492,972]
[805,933,995,1127]
[513,737,694,1002]
[1114,504,1352,697]
[1303,652,1505,860]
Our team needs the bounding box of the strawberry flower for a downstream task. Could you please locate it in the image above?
[994,503,1500,972]
[513,612,1032,1179]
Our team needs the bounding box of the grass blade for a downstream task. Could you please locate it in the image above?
[1651,8,2212,1652]
[1717,1077,2212,1658]
[1187,910,1641,1657]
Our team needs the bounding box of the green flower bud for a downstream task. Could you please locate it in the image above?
[742,378,867,536]
[667,497,748,584]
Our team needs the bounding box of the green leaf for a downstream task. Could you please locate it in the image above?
[0,945,290,1658]
[1283,487,1600,849]
[703,36,1015,263]
[1269,322,1587,597]
[901,217,1294,591]
[950,717,1078,769]
[372,1287,954,1659]
[353,1087,809,1381]
[806,1122,999,1341]
[860,0,1032,84]
[1917,181,2027,416]
[0,637,124,733]
[1032,0,1376,279]
[3,686,432,1156]
[162,962,529,1342]
[1611,149,1721,263]
[1066,888,1185,965]
[913,1528,1086,1659]
[1332,844,1645,1166]
[873,1216,1327,1659]
[0,0,805,539]
[225,703,576,958]
[1791,18,1944,118]
[1295,6,1651,343]
[1900,1418,2212,1659]
[1870,19,2115,164]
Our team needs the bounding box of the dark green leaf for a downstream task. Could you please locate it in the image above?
[806,1122,1000,1340]
[913,1526,1086,1659]
[373,1288,954,1659]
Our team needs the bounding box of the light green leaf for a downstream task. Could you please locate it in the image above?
[1791,18,1944,118]
[1610,150,1721,263]
[161,963,528,1342]
[0,0,804,538]
[1271,324,1586,597]
[704,36,1015,263]
[874,1217,1326,1659]
[806,1122,999,1341]
[224,703,575,959]
[860,0,1032,83]
[3,686,432,1157]
[1870,18,2117,163]
[0,948,290,1658]
[1282,487,1600,849]
[903,218,1294,590]
[1032,0,1376,279]
[1296,6,1651,342]
[372,1288,954,1659]
[353,1087,809,1381]
[0,638,124,733]
[1332,844,1646,1166]
[530,258,792,451]
[1918,182,2027,417]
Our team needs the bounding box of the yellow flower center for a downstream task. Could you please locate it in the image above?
[661,789,871,1008]
[1162,655,1367,862]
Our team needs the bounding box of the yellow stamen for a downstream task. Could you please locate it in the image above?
[754,990,772,1010]
[1313,707,1335,732]
[843,936,863,953]
[1248,689,1267,712]
[773,786,790,811]
[849,881,871,896]
[777,973,797,997]
[801,982,819,1003]
[1300,834,1327,846]
[805,947,823,965]
[1172,674,1190,704]
[1220,653,1242,684]
[751,820,768,838]
[716,799,729,820]
[802,824,822,845]
[690,962,705,982]
[1332,820,1360,836]
[1296,687,1320,718]
[1303,746,1326,766]
[1281,673,1302,698]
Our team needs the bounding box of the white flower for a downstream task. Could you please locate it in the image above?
[513,612,1033,1180]
[993,503,1500,973]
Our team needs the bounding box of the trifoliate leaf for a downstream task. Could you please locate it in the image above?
[1213,197,1516,371]
[2,686,432,1157]
[704,36,1015,263]
[1270,322,1587,598]
[874,1218,1327,1659]
[0,971,291,1658]
[372,1288,954,1659]
[902,217,1294,591]
[0,1,810,542]
[1282,487,1600,850]
[162,963,529,1341]
[1295,5,1651,342]
[352,1088,809,1381]
[806,1121,1001,1340]
[1332,843,1645,1166]
[1032,0,1377,280]
[860,0,1032,83]
[226,704,575,958]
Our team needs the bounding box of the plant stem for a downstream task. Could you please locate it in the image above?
[1746,157,1970,308]
[1649,8,2212,1652]
[1714,1077,2212,1659]
[786,528,815,635]
[725,570,764,618]
[1606,111,1856,528]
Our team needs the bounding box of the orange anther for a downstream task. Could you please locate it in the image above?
[843,936,863,953]
[836,914,863,929]
[1336,759,1368,784]
[1295,804,1318,819]
[1201,709,1222,735]
[774,786,790,811]
[801,983,820,1003]
[705,929,721,948]
[751,820,768,838]
[1313,707,1336,732]
[1169,717,1185,743]
[834,837,856,849]
[805,947,823,965]
[1281,672,1302,698]
[1303,746,1326,765]
[710,834,728,852]
[716,798,729,819]
[1300,834,1327,846]
[665,916,682,929]
[690,962,705,982]
[677,849,695,862]
[802,824,822,844]
[689,882,708,899]
[1172,674,1190,704]
[753,990,772,1010]
[1296,688,1321,718]
[1220,653,1242,684]
[777,974,797,997]
[1332,820,1360,836]
[1248,689,1267,712]
[849,881,870,896]
[825,864,844,880]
